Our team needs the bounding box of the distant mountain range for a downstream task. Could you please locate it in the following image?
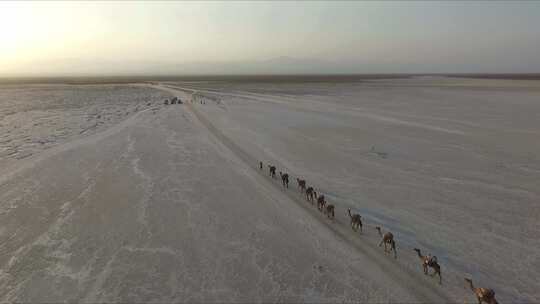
[3,56,539,77]
[2,56,367,77]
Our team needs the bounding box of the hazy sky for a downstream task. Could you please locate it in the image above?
[1,1,539,76]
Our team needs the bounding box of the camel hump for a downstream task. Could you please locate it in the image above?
[480,288,495,297]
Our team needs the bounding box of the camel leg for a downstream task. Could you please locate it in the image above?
[429,267,442,284]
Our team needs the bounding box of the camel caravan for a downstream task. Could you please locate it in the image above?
[259,160,499,302]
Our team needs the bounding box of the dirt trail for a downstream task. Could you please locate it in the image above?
[152,84,456,303]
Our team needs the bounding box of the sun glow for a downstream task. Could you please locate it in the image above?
[0,3,32,56]
[0,2,105,75]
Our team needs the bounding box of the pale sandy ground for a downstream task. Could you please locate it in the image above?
[0,84,170,171]
[162,77,540,303]
[0,83,446,303]
[0,78,538,302]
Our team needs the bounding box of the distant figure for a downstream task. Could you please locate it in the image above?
[413,248,442,284]
[324,204,335,219]
[376,226,397,259]
[317,195,326,211]
[259,161,263,170]
[296,178,306,193]
[306,187,315,203]
[279,171,289,188]
[268,165,276,178]
[164,99,169,105]
[464,278,498,304]
[347,208,362,232]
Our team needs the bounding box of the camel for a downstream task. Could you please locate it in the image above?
[279,171,289,188]
[268,165,276,178]
[305,187,315,203]
[296,178,306,193]
[317,195,326,211]
[464,278,498,304]
[413,248,442,284]
[347,208,362,232]
[376,226,397,258]
[324,204,335,219]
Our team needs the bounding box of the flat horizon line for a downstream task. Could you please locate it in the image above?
[1,73,540,84]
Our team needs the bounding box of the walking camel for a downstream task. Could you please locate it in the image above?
[347,208,362,232]
[317,195,326,211]
[305,187,315,203]
[324,204,335,219]
[376,226,397,258]
[413,248,442,284]
[464,278,498,304]
[279,171,289,188]
[296,178,306,193]
[268,165,276,178]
